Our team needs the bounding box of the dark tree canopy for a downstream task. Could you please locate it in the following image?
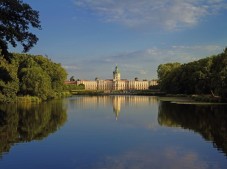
[157,47,227,101]
[0,0,41,60]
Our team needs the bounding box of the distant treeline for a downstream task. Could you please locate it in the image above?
[0,53,67,102]
[157,48,227,101]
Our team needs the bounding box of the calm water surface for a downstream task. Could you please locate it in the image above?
[0,96,227,169]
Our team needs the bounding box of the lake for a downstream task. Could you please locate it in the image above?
[0,95,227,169]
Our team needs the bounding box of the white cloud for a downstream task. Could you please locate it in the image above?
[91,45,222,79]
[65,45,223,80]
[63,65,79,70]
[139,69,147,75]
[74,0,227,30]
[108,45,223,65]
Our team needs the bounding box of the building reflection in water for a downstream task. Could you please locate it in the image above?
[69,95,158,120]
[112,96,121,120]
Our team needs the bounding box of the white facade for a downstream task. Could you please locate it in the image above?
[76,66,158,91]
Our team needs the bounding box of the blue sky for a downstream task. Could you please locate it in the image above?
[12,0,227,80]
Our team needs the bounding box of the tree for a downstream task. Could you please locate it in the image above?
[19,66,52,100]
[157,62,181,83]
[210,49,227,99]
[70,76,75,81]
[0,0,41,60]
[33,55,67,91]
[0,57,19,102]
[157,62,181,92]
[157,48,227,100]
[15,53,67,100]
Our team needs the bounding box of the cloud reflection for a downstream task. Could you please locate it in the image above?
[93,146,210,169]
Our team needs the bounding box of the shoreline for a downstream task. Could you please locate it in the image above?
[2,91,227,105]
[71,91,227,104]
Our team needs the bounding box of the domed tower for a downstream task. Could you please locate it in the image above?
[113,65,120,81]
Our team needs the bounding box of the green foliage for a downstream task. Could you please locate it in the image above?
[70,76,75,81]
[16,54,67,100]
[19,66,52,100]
[210,50,227,99]
[17,96,41,103]
[0,57,19,102]
[148,85,160,90]
[157,62,181,81]
[33,55,67,91]
[0,53,67,102]
[64,83,85,91]
[0,0,41,60]
[157,62,181,93]
[157,48,227,101]
[54,91,71,98]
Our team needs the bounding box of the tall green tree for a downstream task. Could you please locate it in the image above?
[33,55,67,91]
[0,0,41,60]
[19,66,52,100]
[157,62,181,82]
[16,55,53,100]
[157,62,181,91]
[210,49,227,98]
[157,47,227,100]
[15,53,67,100]
[0,57,19,102]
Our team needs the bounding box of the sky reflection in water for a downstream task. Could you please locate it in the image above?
[0,96,227,169]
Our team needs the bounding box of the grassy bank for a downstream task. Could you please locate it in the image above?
[16,96,42,103]
[70,89,165,96]
[133,90,166,96]
[70,90,105,95]
[54,91,72,98]
[16,91,72,103]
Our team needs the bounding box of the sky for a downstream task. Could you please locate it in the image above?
[11,0,227,80]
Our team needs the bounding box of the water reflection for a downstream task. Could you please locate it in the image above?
[0,100,67,156]
[66,96,227,168]
[0,96,227,169]
[158,101,227,156]
[68,95,158,120]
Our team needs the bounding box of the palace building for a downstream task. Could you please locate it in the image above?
[68,66,158,91]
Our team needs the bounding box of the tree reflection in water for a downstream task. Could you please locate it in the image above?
[0,100,67,156]
[158,101,227,156]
